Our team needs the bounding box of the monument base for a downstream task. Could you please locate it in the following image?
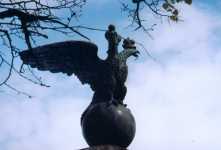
[80,145,127,150]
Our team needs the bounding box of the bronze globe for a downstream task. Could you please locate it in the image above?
[81,103,136,148]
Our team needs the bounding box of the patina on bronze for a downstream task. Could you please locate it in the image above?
[19,25,139,148]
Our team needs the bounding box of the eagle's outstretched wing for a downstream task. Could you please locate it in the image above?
[19,40,104,85]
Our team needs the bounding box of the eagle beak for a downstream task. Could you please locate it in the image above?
[133,50,140,58]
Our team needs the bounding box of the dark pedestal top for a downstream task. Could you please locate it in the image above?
[80,145,127,150]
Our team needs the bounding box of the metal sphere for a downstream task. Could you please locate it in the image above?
[81,102,136,148]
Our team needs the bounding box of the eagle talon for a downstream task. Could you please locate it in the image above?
[112,100,120,106]
[107,100,126,107]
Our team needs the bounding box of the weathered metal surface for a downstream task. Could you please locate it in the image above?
[19,25,139,106]
[80,145,127,150]
[81,103,136,148]
[19,25,138,148]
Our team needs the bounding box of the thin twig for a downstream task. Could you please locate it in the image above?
[4,83,33,98]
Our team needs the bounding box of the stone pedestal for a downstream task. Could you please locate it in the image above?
[80,145,127,150]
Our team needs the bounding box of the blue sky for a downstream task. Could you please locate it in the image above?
[1,1,221,150]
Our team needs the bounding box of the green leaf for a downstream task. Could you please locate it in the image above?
[167,0,176,4]
[185,0,192,5]
[170,15,178,21]
[162,3,169,10]
[176,0,184,2]
[173,9,179,15]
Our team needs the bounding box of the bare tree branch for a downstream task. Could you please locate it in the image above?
[0,29,15,86]
[4,83,33,98]
[0,0,87,97]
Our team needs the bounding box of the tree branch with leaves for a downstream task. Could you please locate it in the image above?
[121,0,192,32]
[0,0,193,97]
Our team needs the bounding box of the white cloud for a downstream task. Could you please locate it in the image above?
[127,62,221,150]
[0,3,221,150]
[126,4,221,150]
[0,93,89,150]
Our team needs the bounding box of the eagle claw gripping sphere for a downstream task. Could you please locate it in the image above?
[81,102,136,148]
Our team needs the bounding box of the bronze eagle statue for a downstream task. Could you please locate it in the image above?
[19,25,139,105]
